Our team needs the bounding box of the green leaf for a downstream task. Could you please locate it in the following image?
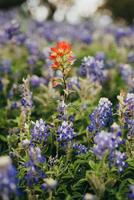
[0,134,7,142]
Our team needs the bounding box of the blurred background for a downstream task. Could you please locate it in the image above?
[0,0,133,24]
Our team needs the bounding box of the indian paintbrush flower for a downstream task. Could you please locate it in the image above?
[49,41,75,99]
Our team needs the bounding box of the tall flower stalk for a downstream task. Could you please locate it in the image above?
[50,41,76,161]
[49,41,75,102]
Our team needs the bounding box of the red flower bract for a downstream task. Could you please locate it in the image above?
[49,41,74,70]
[57,41,71,52]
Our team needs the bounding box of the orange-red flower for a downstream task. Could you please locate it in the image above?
[57,41,71,52]
[51,78,59,87]
[51,62,60,70]
[49,41,74,70]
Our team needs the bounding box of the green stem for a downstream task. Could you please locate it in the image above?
[48,190,52,200]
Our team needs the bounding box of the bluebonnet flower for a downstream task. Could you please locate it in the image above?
[124,93,134,135]
[25,147,45,186]
[4,20,20,39]
[73,143,88,155]
[79,56,106,83]
[11,102,19,110]
[28,146,45,164]
[0,156,17,200]
[113,151,127,172]
[88,98,113,132]
[128,52,134,63]
[93,130,123,159]
[21,77,33,109]
[120,64,134,90]
[128,185,134,199]
[79,32,92,44]
[110,123,125,147]
[118,93,134,135]
[31,119,50,144]
[27,55,38,66]
[0,30,8,45]
[114,27,132,44]
[68,115,75,122]
[0,59,12,74]
[57,100,67,120]
[41,47,52,66]
[67,77,80,90]
[13,33,26,45]
[93,129,126,172]
[26,40,39,56]
[30,75,49,88]
[95,52,106,61]
[57,121,76,142]
[93,131,116,159]
[30,75,42,87]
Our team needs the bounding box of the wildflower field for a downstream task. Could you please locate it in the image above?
[0,10,134,200]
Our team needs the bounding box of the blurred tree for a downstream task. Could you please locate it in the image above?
[0,0,74,20]
[42,0,74,19]
[100,0,134,24]
[0,0,26,8]
[42,0,56,19]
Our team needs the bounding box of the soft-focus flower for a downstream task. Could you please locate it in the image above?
[128,185,134,199]
[25,147,45,186]
[95,52,106,61]
[118,93,134,136]
[79,56,106,83]
[128,52,134,63]
[84,193,97,200]
[26,40,39,56]
[4,20,20,39]
[0,59,12,74]
[30,75,42,87]
[67,77,80,90]
[93,131,115,159]
[42,178,57,190]
[88,98,113,132]
[124,93,134,135]
[93,130,126,172]
[0,156,17,200]
[120,64,134,90]
[93,130,123,159]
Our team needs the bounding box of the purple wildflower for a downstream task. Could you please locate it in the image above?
[25,147,45,186]
[128,185,134,199]
[73,143,88,155]
[79,56,106,83]
[31,119,50,144]
[0,156,17,200]
[57,121,76,142]
[88,98,113,132]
